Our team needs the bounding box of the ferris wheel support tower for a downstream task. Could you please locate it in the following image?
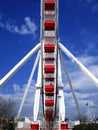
[33,0,67,128]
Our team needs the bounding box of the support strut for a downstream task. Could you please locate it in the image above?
[0,43,40,87]
[60,51,82,120]
[59,43,98,88]
[17,51,40,118]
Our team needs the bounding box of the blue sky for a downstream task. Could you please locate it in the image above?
[0,0,98,119]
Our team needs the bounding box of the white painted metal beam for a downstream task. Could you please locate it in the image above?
[17,51,40,118]
[36,56,42,88]
[33,88,41,121]
[58,89,65,121]
[58,52,63,87]
[58,52,65,121]
[33,55,42,121]
[60,51,82,120]
[59,43,98,88]
[0,43,40,87]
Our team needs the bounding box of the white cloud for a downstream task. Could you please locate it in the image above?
[65,91,97,104]
[0,79,36,116]
[77,55,98,66]
[75,92,98,100]
[0,17,37,37]
[80,29,98,54]
[13,84,20,92]
[63,55,98,89]
[85,0,98,12]
[13,82,36,102]
[0,22,4,27]
[62,54,98,118]
[86,0,94,4]
[92,3,98,12]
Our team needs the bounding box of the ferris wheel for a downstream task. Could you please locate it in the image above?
[0,0,98,129]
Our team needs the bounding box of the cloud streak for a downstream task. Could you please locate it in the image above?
[0,80,36,116]
[62,54,98,118]
[0,17,37,37]
[85,0,98,12]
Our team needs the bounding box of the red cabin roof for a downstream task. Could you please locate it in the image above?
[45,85,54,92]
[30,123,39,130]
[44,20,55,30]
[61,123,68,130]
[44,43,55,53]
[44,0,55,11]
[44,65,55,73]
[45,100,54,106]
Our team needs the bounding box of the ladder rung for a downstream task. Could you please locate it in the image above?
[44,36,55,39]
[45,77,55,81]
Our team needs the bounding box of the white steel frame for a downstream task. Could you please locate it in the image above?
[0,0,98,129]
[0,42,98,121]
[59,43,98,88]
[0,43,40,87]
[17,50,41,118]
[59,50,81,120]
